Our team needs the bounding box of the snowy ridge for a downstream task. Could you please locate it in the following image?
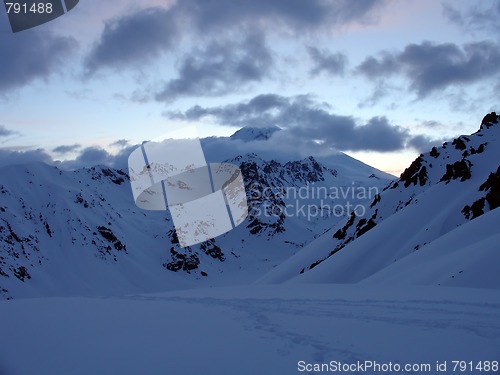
[259,112,500,288]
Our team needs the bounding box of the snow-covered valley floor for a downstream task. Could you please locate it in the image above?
[1,284,499,375]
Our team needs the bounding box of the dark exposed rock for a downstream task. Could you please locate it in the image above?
[333,212,356,240]
[356,218,377,238]
[247,218,264,235]
[480,112,499,129]
[387,181,399,190]
[167,229,179,245]
[97,226,126,252]
[452,136,468,151]
[200,240,225,261]
[370,193,381,208]
[45,222,52,238]
[460,167,498,220]
[111,177,125,185]
[308,258,323,270]
[165,248,200,272]
[479,166,500,211]
[470,143,487,155]
[429,147,440,158]
[5,222,22,244]
[97,226,117,242]
[12,266,31,282]
[440,160,472,183]
[91,167,129,184]
[75,193,90,208]
[462,198,485,220]
[400,157,428,187]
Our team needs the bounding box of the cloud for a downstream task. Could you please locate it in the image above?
[356,40,500,98]
[155,33,273,101]
[0,125,17,137]
[442,1,500,37]
[0,27,75,93]
[52,144,81,154]
[85,6,177,74]
[171,93,290,127]
[0,148,53,168]
[84,0,386,74]
[401,41,500,96]
[71,147,113,165]
[179,0,383,32]
[355,52,400,78]
[357,81,393,108]
[109,139,130,148]
[170,94,436,153]
[58,146,137,170]
[406,134,447,153]
[419,120,444,129]
[286,114,409,152]
[0,143,137,170]
[308,47,347,76]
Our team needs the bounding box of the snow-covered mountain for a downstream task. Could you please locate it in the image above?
[259,112,500,289]
[0,127,391,299]
[229,125,282,142]
[2,119,499,375]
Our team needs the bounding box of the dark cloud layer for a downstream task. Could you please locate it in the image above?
[155,34,272,101]
[85,7,176,74]
[170,94,435,152]
[406,134,446,152]
[0,148,53,168]
[308,47,347,77]
[179,0,383,31]
[59,145,137,170]
[85,0,386,74]
[0,27,75,93]
[356,41,500,98]
[0,144,136,170]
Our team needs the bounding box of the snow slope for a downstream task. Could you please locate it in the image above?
[361,208,500,289]
[259,112,500,288]
[0,284,499,375]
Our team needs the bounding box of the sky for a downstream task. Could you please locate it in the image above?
[0,0,499,175]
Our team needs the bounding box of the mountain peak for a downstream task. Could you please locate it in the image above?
[230,125,281,142]
[480,111,499,130]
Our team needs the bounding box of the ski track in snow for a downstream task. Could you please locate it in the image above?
[1,286,499,375]
[117,292,500,368]
[129,294,500,339]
